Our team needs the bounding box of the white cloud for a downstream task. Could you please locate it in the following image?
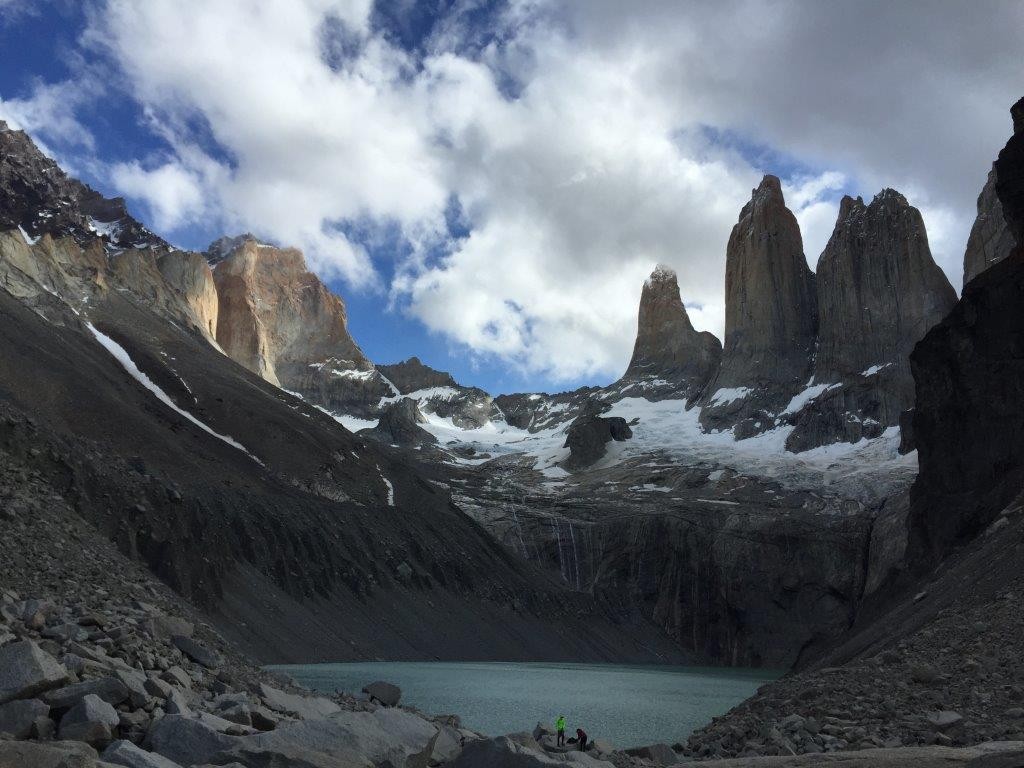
[53,0,1023,383]
[0,80,96,151]
[109,160,205,231]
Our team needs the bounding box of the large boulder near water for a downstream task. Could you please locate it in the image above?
[362,680,402,707]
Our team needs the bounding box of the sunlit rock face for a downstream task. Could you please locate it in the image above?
[618,265,721,401]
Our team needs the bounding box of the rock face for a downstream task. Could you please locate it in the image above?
[908,106,1024,566]
[784,191,957,452]
[699,176,818,436]
[561,412,632,470]
[211,237,373,387]
[155,251,219,341]
[964,100,1024,285]
[619,265,721,400]
[359,398,438,447]
[377,357,501,429]
[963,168,1016,285]
[0,121,162,249]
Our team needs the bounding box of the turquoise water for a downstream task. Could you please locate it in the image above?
[269,661,777,748]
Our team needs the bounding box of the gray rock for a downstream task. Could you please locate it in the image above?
[259,683,340,719]
[0,740,99,768]
[161,666,191,689]
[562,412,632,470]
[148,715,238,766]
[219,709,439,768]
[164,687,191,716]
[925,710,963,731]
[143,677,173,700]
[0,696,48,739]
[630,743,679,764]
[362,680,401,707]
[170,635,221,670]
[699,175,818,436]
[450,736,614,767]
[619,265,721,399]
[59,693,120,746]
[43,676,131,709]
[964,167,1016,285]
[143,615,193,641]
[359,397,438,447]
[0,640,69,704]
[102,741,183,768]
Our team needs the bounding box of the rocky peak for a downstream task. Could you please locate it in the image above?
[377,357,458,394]
[698,174,817,435]
[0,121,162,250]
[211,238,370,386]
[620,264,721,399]
[815,187,956,381]
[205,233,259,267]
[964,101,1023,284]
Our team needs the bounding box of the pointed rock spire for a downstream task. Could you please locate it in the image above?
[699,175,817,435]
[620,264,721,398]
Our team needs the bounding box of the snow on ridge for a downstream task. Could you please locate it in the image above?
[87,323,263,465]
[709,386,752,407]
[782,382,840,415]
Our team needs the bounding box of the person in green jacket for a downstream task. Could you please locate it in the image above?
[556,714,566,747]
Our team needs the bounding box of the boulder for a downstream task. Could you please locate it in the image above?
[618,264,721,399]
[925,711,964,731]
[142,615,193,641]
[0,740,99,768]
[628,743,679,764]
[0,696,48,739]
[43,676,131,710]
[0,640,69,704]
[562,413,632,470]
[58,693,120,746]
[148,715,239,766]
[362,680,401,707]
[259,683,340,719]
[102,740,183,768]
[171,635,221,670]
[359,398,438,446]
[450,736,615,767]
[215,708,438,768]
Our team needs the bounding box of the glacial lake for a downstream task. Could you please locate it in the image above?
[269,661,778,749]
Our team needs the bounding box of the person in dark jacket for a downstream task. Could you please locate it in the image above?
[576,727,588,751]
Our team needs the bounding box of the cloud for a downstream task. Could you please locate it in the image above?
[109,160,206,231]
[0,80,96,152]
[61,0,1024,384]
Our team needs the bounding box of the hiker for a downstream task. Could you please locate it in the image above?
[556,714,566,746]
[576,727,588,751]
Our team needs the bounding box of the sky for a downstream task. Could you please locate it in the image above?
[0,0,1021,395]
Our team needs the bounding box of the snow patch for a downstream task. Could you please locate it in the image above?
[17,226,39,246]
[377,466,395,506]
[862,363,893,377]
[783,382,840,415]
[709,387,752,407]
[87,323,262,465]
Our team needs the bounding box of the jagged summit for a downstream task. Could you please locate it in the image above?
[784,187,957,451]
[620,264,721,400]
[205,233,260,266]
[0,121,163,250]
